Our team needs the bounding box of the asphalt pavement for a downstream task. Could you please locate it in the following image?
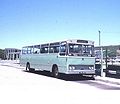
[1,60,120,86]
[0,60,120,104]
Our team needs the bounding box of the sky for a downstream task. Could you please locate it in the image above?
[0,0,120,49]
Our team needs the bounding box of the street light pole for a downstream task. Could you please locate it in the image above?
[98,30,101,46]
[98,30,103,77]
[101,46,103,77]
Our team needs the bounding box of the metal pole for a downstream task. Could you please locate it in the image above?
[101,47,103,77]
[98,30,103,77]
[98,30,101,46]
[105,48,108,77]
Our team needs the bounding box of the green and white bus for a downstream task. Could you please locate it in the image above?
[20,39,95,78]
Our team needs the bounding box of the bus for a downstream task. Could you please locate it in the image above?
[20,39,95,78]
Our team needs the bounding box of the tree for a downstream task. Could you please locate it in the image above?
[103,48,117,58]
[108,50,116,57]
[0,49,4,59]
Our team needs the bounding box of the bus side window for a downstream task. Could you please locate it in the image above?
[49,46,59,53]
[22,49,27,54]
[54,46,59,53]
[22,47,27,54]
[60,45,66,52]
[40,47,45,53]
[31,47,34,54]
[45,47,48,53]
[40,47,48,53]
[49,47,54,53]
[34,45,40,54]
[27,47,32,54]
[60,45,66,56]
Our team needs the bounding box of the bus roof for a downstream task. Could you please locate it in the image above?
[66,39,94,44]
[22,39,94,48]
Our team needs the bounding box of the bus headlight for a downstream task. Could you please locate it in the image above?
[89,66,94,70]
[69,66,72,70]
[69,66,75,70]
[73,66,75,70]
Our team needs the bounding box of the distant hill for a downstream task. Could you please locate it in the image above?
[95,45,120,50]
[95,45,120,58]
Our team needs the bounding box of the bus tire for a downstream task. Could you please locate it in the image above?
[26,63,30,71]
[52,65,59,78]
[26,63,35,72]
[91,75,95,80]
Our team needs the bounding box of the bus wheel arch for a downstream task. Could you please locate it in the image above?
[52,64,59,78]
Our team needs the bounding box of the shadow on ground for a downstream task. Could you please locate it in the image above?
[23,70,94,81]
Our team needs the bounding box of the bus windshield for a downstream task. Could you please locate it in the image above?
[68,44,94,56]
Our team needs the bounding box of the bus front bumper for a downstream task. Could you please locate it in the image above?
[65,70,95,75]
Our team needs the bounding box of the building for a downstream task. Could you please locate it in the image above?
[4,48,21,60]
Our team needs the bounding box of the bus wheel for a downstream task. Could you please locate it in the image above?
[52,65,59,78]
[26,63,30,71]
[91,75,95,80]
[26,63,35,72]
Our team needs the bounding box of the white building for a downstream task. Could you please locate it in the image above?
[4,48,21,60]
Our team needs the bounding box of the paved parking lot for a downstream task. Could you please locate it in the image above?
[0,61,120,104]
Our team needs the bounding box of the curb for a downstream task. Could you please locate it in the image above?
[95,77,120,85]
[0,63,24,69]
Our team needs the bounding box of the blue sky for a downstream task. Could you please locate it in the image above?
[0,0,120,49]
